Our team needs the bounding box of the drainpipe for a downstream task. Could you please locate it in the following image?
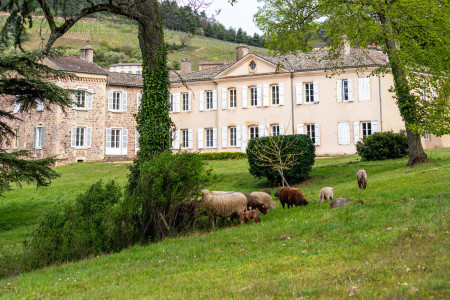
[290,70,295,134]
[379,73,383,132]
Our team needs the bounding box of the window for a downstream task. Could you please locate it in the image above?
[111,129,121,149]
[305,83,314,103]
[361,122,372,138]
[13,96,20,114]
[13,128,19,149]
[249,126,259,139]
[272,125,280,136]
[229,88,236,108]
[75,89,87,108]
[206,91,213,110]
[249,86,258,107]
[37,99,44,111]
[229,127,237,147]
[271,85,279,105]
[113,92,121,110]
[181,129,189,148]
[342,80,349,101]
[33,126,45,149]
[136,70,142,75]
[306,124,316,144]
[206,128,214,148]
[75,127,85,148]
[424,131,430,141]
[106,128,128,155]
[169,94,174,112]
[182,93,189,111]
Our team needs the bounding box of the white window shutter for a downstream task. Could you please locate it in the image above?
[135,130,140,155]
[263,84,269,106]
[108,91,113,111]
[14,98,21,113]
[213,90,217,110]
[105,128,111,154]
[264,124,269,137]
[240,125,247,153]
[71,92,77,109]
[137,92,142,110]
[122,92,127,112]
[174,129,180,149]
[199,91,204,111]
[358,78,365,101]
[354,121,360,144]
[71,127,76,147]
[242,86,248,108]
[188,129,193,149]
[41,127,45,148]
[313,81,319,103]
[337,80,342,102]
[174,93,180,112]
[258,124,265,137]
[296,82,303,104]
[257,85,262,107]
[188,92,192,111]
[86,127,92,148]
[279,83,285,105]
[213,128,218,148]
[343,122,350,145]
[198,128,204,149]
[348,79,354,102]
[87,89,93,109]
[236,126,241,147]
[338,123,343,145]
[371,120,378,133]
[37,99,44,111]
[297,124,304,134]
[221,88,227,110]
[314,123,320,145]
[122,129,128,155]
[358,78,371,101]
[280,123,285,135]
[33,127,36,148]
[222,126,227,148]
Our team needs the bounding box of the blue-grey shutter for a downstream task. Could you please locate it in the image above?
[122,92,127,112]
[87,89,93,109]
[40,127,45,149]
[108,92,113,111]
[33,127,36,149]
[86,127,92,148]
[71,127,77,147]
[105,128,111,154]
[122,129,128,155]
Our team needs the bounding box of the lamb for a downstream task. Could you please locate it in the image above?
[278,186,308,209]
[238,210,261,224]
[250,192,276,210]
[199,189,248,229]
[243,193,267,215]
[319,187,334,204]
[356,169,367,189]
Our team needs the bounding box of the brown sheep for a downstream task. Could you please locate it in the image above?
[238,210,261,224]
[243,193,267,215]
[356,169,367,189]
[279,187,308,209]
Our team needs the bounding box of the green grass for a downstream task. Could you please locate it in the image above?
[0,149,449,298]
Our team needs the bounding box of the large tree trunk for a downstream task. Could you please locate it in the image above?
[405,127,428,166]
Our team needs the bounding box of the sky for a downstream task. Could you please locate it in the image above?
[204,0,263,35]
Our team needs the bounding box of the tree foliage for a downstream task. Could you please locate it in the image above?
[255,0,450,165]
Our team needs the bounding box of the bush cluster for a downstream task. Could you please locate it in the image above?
[247,134,315,185]
[199,152,247,160]
[356,131,409,161]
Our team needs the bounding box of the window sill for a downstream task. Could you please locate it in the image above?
[108,110,127,113]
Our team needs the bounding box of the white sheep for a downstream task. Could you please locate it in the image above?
[250,192,276,210]
[199,189,248,229]
[319,187,334,204]
[356,169,367,189]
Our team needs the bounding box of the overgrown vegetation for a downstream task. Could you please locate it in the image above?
[357,131,409,161]
[247,134,315,186]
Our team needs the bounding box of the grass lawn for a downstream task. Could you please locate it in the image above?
[0,149,449,298]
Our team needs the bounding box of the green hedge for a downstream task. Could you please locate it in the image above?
[247,134,315,185]
[199,152,247,160]
[356,131,409,161]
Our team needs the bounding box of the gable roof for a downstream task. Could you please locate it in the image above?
[45,56,108,75]
[108,71,143,87]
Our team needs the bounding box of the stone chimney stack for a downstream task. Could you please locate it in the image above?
[236,44,249,61]
[340,35,351,57]
[80,45,94,63]
[181,57,192,75]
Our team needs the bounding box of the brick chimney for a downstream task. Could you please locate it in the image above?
[80,45,94,63]
[181,57,191,75]
[340,35,351,57]
[236,44,249,61]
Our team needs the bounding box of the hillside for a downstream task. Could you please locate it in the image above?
[0,149,448,298]
[0,15,268,71]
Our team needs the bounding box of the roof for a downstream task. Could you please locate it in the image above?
[199,61,231,66]
[109,62,142,67]
[46,56,108,75]
[108,71,143,87]
[170,64,232,83]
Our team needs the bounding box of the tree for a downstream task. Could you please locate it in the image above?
[255,0,450,166]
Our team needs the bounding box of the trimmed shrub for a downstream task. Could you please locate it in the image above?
[356,131,409,161]
[23,180,128,268]
[199,152,247,160]
[247,134,315,185]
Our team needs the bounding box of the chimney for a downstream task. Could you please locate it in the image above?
[340,35,351,57]
[80,45,94,63]
[236,44,249,61]
[181,57,192,75]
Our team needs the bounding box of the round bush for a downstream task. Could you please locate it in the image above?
[356,131,409,161]
[247,134,315,185]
